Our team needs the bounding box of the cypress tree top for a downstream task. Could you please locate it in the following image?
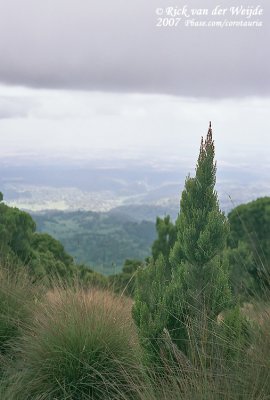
[172,122,228,266]
[196,121,216,193]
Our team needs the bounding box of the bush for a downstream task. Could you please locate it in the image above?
[2,288,141,400]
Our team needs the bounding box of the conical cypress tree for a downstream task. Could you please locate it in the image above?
[168,122,232,358]
[133,123,232,363]
[171,122,229,269]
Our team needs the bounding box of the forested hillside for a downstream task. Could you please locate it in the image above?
[0,192,106,285]
[32,210,156,274]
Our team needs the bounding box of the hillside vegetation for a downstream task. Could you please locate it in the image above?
[0,125,269,399]
[0,192,106,286]
[33,210,155,274]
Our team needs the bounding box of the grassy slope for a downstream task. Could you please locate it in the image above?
[1,273,269,400]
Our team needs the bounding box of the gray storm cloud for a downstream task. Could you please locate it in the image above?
[0,0,269,97]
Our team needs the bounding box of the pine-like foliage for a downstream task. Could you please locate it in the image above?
[132,255,169,364]
[171,123,228,268]
[152,215,177,277]
[168,124,232,361]
[133,123,233,363]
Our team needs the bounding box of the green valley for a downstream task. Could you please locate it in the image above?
[32,210,156,274]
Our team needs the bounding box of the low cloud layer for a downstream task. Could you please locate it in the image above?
[0,86,269,168]
[0,0,269,97]
[0,95,36,119]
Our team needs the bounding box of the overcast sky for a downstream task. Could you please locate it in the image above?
[0,0,269,167]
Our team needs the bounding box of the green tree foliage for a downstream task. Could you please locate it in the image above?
[0,194,104,285]
[29,233,75,280]
[171,127,228,268]
[224,241,255,298]
[0,197,73,281]
[31,233,73,266]
[170,123,231,312]
[168,125,233,360]
[152,215,177,275]
[228,197,270,291]
[33,211,156,274]
[133,123,233,362]
[132,255,169,363]
[77,264,108,289]
[0,201,35,262]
